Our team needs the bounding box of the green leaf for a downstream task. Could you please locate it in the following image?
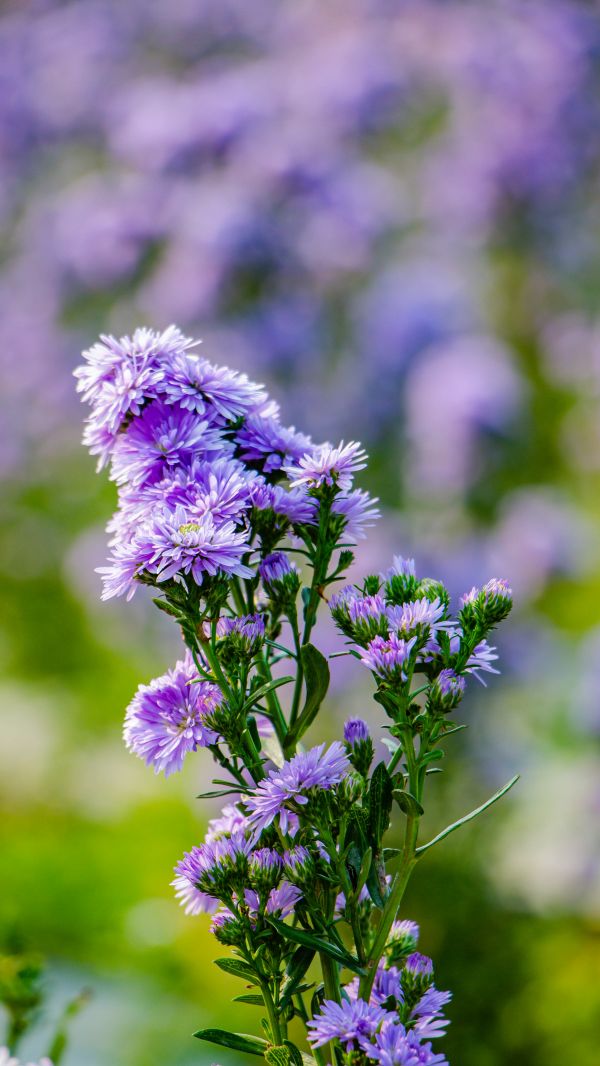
[196,788,242,799]
[193,1028,268,1056]
[366,861,386,909]
[355,847,373,898]
[420,748,444,765]
[280,946,316,1008]
[383,847,401,862]
[214,957,261,985]
[393,789,424,817]
[233,993,265,1006]
[268,918,365,975]
[284,1043,306,1066]
[266,1047,291,1066]
[287,644,330,745]
[416,775,520,855]
[244,675,294,711]
[368,762,394,848]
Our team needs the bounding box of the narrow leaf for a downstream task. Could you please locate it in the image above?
[245,675,294,710]
[193,1028,268,1056]
[266,1047,291,1066]
[420,748,444,765]
[368,762,394,848]
[214,957,260,985]
[284,1043,306,1066]
[288,644,330,745]
[416,775,520,855]
[268,918,365,975]
[233,993,265,1006]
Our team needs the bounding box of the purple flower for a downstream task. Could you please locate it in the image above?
[348,594,389,644]
[265,880,302,918]
[362,1019,448,1065]
[466,639,500,682]
[307,998,389,1051]
[110,399,227,487]
[331,488,381,541]
[171,874,219,916]
[410,987,452,1040]
[215,613,266,655]
[386,599,447,637]
[174,833,253,896]
[102,505,253,596]
[236,415,313,473]
[330,583,361,629]
[344,718,370,746]
[404,954,434,981]
[383,557,417,581]
[259,551,296,584]
[248,847,283,890]
[206,803,250,842]
[124,653,220,775]
[75,325,195,441]
[359,634,417,682]
[245,742,351,834]
[429,669,465,711]
[285,440,367,493]
[161,352,268,418]
[283,845,313,883]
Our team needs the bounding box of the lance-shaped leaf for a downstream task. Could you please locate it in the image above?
[214,957,261,985]
[244,675,294,712]
[286,644,330,747]
[234,993,265,1006]
[267,918,365,975]
[416,775,520,856]
[368,762,394,848]
[193,1028,268,1056]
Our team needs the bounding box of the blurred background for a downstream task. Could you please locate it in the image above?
[1,0,600,1062]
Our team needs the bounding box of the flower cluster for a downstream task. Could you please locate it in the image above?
[76,326,378,604]
[77,332,515,1065]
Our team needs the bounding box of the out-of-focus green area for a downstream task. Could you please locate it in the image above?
[2,1,600,1062]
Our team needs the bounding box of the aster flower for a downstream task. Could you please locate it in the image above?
[111,399,227,487]
[245,742,351,834]
[429,669,465,712]
[205,803,250,842]
[283,845,314,884]
[359,634,417,682]
[410,987,452,1040]
[386,920,420,962]
[348,593,389,644]
[120,505,253,590]
[386,598,447,637]
[285,440,367,494]
[174,833,253,897]
[215,613,266,657]
[171,873,219,916]
[236,415,313,473]
[465,639,500,682]
[331,488,381,540]
[248,847,283,891]
[250,481,319,525]
[361,1019,448,1065]
[344,718,370,746]
[477,577,513,625]
[124,653,220,775]
[307,998,389,1051]
[161,352,269,419]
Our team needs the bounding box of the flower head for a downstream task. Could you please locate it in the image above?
[124,653,220,775]
[111,399,226,487]
[285,440,367,494]
[360,634,417,682]
[245,742,351,834]
[307,998,389,1051]
[361,1020,448,1065]
[428,669,465,712]
[331,488,380,540]
[386,598,447,638]
[161,353,268,419]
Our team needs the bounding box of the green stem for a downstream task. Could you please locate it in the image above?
[259,978,282,1046]
[287,610,304,731]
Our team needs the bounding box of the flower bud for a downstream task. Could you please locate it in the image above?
[215,613,265,664]
[337,768,365,809]
[428,669,465,713]
[329,584,360,638]
[259,552,301,607]
[283,845,314,886]
[249,848,283,894]
[418,578,450,612]
[477,578,513,626]
[347,594,389,646]
[385,919,420,965]
[401,952,434,1005]
[343,718,374,776]
[381,556,420,606]
[210,910,245,946]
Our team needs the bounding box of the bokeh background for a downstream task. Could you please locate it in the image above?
[2,0,600,1062]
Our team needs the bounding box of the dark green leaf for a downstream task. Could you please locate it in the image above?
[287,644,330,745]
[368,762,394,848]
[196,788,242,799]
[233,994,265,1006]
[366,861,386,909]
[214,957,261,985]
[193,1029,268,1056]
[383,847,401,862]
[283,1042,306,1066]
[267,918,365,975]
[393,789,424,817]
[266,1047,291,1066]
[345,843,363,889]
[247,714,262,751]
[416,775,519,855]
